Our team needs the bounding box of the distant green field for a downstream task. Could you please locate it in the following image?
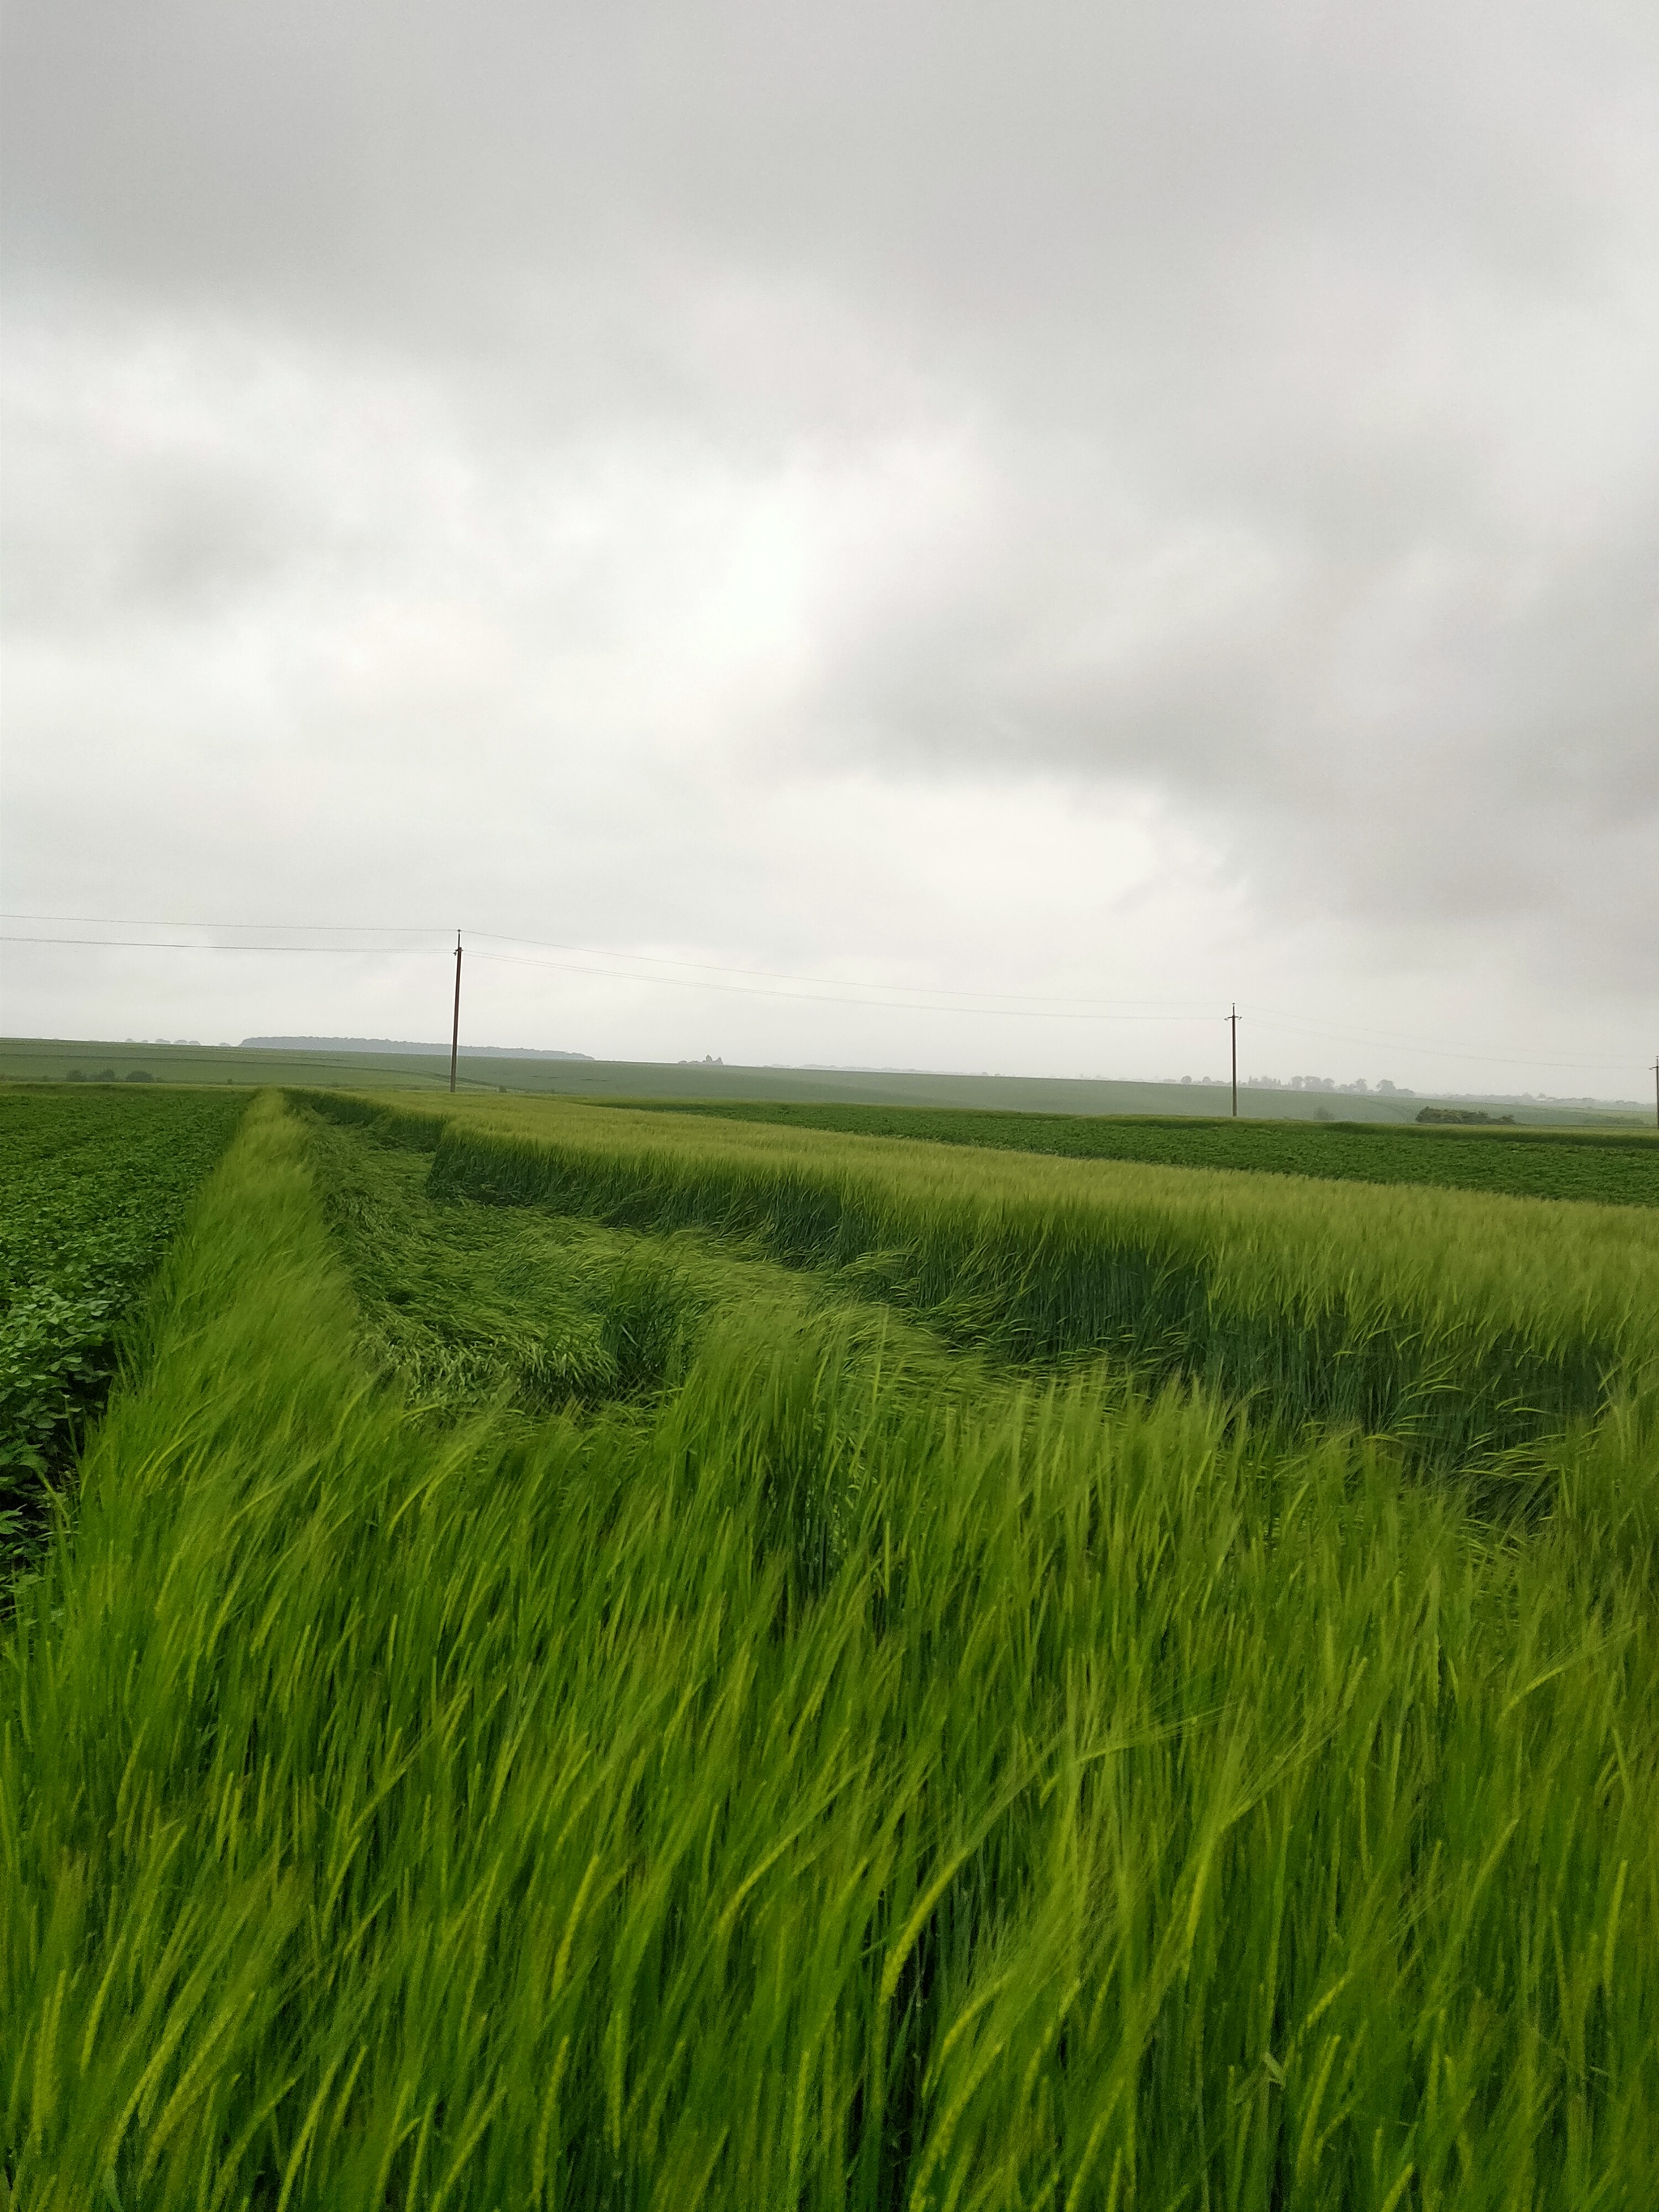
[0,1037,489,1093]
[606,1097,1659,1208]
[2,1035,1641,1125]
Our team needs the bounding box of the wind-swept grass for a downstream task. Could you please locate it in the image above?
[3,1094,1654,2206]
[299,1089,1659,1477]
[299,1102,828,1417]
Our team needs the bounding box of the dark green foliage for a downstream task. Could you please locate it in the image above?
[0,1087,246,1573]
[1416,1106,1514,1125]
[604,1096,1659,1205]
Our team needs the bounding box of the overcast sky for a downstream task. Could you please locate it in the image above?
[3,1,1654,1094]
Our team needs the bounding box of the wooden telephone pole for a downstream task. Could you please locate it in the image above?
[1652,1055,1658,1132]
[450,931,463,1093]
[1228,1004,1239,1118]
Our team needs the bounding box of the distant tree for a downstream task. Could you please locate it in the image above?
[66,1069,85,1081]
[126,1069,155,1082]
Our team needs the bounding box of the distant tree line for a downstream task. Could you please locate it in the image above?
[1415,1106,1515,1126]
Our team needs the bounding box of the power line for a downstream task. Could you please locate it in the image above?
[1,936,435,955]
[468,947,1201,1021]
[2,917,1642,1076]
[469,931,1218,1012]
[0,931,1215,1021]
[0,913,440,935]
[2,914,1218,1012]
[1,926,1212,1021]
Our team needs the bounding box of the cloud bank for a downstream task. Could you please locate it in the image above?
[3,2,1654,1091]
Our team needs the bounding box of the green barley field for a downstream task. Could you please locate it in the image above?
[2,1085,1656,2208]
[599,1098,1659,1208]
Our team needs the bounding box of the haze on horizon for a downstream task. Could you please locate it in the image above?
[2,2,1655,1099]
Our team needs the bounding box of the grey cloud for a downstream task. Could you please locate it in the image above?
[11,6,1652,331]
[2,2,1654,1082]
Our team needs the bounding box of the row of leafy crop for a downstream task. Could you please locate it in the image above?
[601,1097,1659,1207]
[5,1093,1653,2206]
[295,1089,1659,1478]
[0,1087,246,1569]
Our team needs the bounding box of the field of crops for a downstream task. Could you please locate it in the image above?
[322,1091,1659,1473]
[607,1098,1659,1208]
[5,1035,1642,1127]
[0,1086,246,1576]
[4,1085,1656,2206]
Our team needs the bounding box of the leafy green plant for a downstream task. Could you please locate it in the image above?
[0,1087,246,1577]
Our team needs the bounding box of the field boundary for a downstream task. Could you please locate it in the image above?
[584,1097,1659,1209]
[606,1101,1659,1155]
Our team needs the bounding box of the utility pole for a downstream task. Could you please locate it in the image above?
[1228,1004,1239,1118]
[1652,1055,1658,1132]
[450,931,463,1094]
